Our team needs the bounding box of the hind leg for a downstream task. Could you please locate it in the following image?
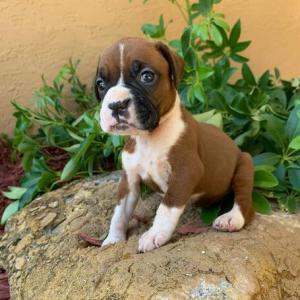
[213,152,255,232]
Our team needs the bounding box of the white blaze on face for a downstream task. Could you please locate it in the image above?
[99,43,140,135]
[118,43,125,85]
[99,85,131,132]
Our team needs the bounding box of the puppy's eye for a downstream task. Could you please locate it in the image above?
[140,70,155,84]
[96,78,106,91]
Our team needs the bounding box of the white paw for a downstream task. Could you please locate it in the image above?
[213,204,245,232]
[138,228,171,253]
[102,233,126,247]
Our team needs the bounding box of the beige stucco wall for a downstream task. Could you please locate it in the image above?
[0,0,299,134]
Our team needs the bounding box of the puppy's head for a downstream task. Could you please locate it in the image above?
[96,37,184,135]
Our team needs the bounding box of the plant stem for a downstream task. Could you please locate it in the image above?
[184,0,192,25]
[173,0,188,24]
[286,148,300,157]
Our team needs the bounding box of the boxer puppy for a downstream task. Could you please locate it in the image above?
[95,37,254,253]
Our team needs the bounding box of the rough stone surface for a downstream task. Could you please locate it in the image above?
[0,172,300,300]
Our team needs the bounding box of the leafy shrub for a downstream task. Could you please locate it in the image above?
[1,0,300,224]
[1,61,124,224]
[140,0,300,221]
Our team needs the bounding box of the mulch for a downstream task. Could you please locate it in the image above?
[0,139,23,233]
[0,139,23,300]
[0,269,9,300]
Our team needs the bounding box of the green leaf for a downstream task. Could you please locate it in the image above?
[22,152,35,172]
[258,70,270,88]
[222,67,237,84]
[181,27,191,55]
[21,172,41,188]
[67,129,85,142]
[193,110,216,122]
[286,195,298,213]
[201,202,221,225]
[18,185,38,209]
[192,0,213,16]
[87,153,96,177]
[61,133,95,181]
[83,113,95,128]
[60,158,80,182]
[288,135,300,150]
[232,41,251,53]
[63,144,81,153]
[254,170,279,189]
[254,165,276,173]
[288,167,300,190]
[274,67,280,79]
[229,19,241,46]
[213,18,230,32]
[205,113,223,128]
[32,157,51,173]
[264,115,287,148]
[269,89,287,108]
[230,53,249,63]
[197,66,214,80]
[18,141,34,153]
[74,133,96,161]
[274,163,286,182]
[242,63,256,85]
[38,172,57,191]
[253,153,281,166]
[193,110,223,128]
[210,24,223,46]
[183,47,197,67]
[229,96,251,116]
[111,135,123,148]
[234,122,260,146]
[169,39,182,53]
[288,92,300,109]
[191,84,206,103]
[141,15,165,38]
[252,191,272,215]
[286,104,300,139]
[2,187,27,200]
[1,201,20,225]
[193,23,208,41]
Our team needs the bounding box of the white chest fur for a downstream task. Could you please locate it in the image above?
[122,96,185,193]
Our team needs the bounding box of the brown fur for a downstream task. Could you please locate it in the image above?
[117,171,129,201]
[231,152,255,224]
[164,106,254,223]
[97,37,184,118]
[99,37,254,227]
[123,137,136,154]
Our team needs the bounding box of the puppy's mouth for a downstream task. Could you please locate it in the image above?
[100,93,160,135]
[110,119,142,134]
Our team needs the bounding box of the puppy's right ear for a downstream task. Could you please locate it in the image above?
[94,65,101,101]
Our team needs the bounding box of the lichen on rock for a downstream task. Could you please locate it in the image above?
[0,172,299,299]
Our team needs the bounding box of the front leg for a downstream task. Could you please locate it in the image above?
[138,161,202,253]
[138,203,185,253]
[102,171,140,246]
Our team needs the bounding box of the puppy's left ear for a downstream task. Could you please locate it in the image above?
[155,41,185,88]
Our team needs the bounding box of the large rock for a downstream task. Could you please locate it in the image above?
[0,172,300,300]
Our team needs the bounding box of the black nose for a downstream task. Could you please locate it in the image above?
[108,98,131,122]
[108,98,131,112]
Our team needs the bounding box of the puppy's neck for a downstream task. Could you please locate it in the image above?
[135,94,185,148]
